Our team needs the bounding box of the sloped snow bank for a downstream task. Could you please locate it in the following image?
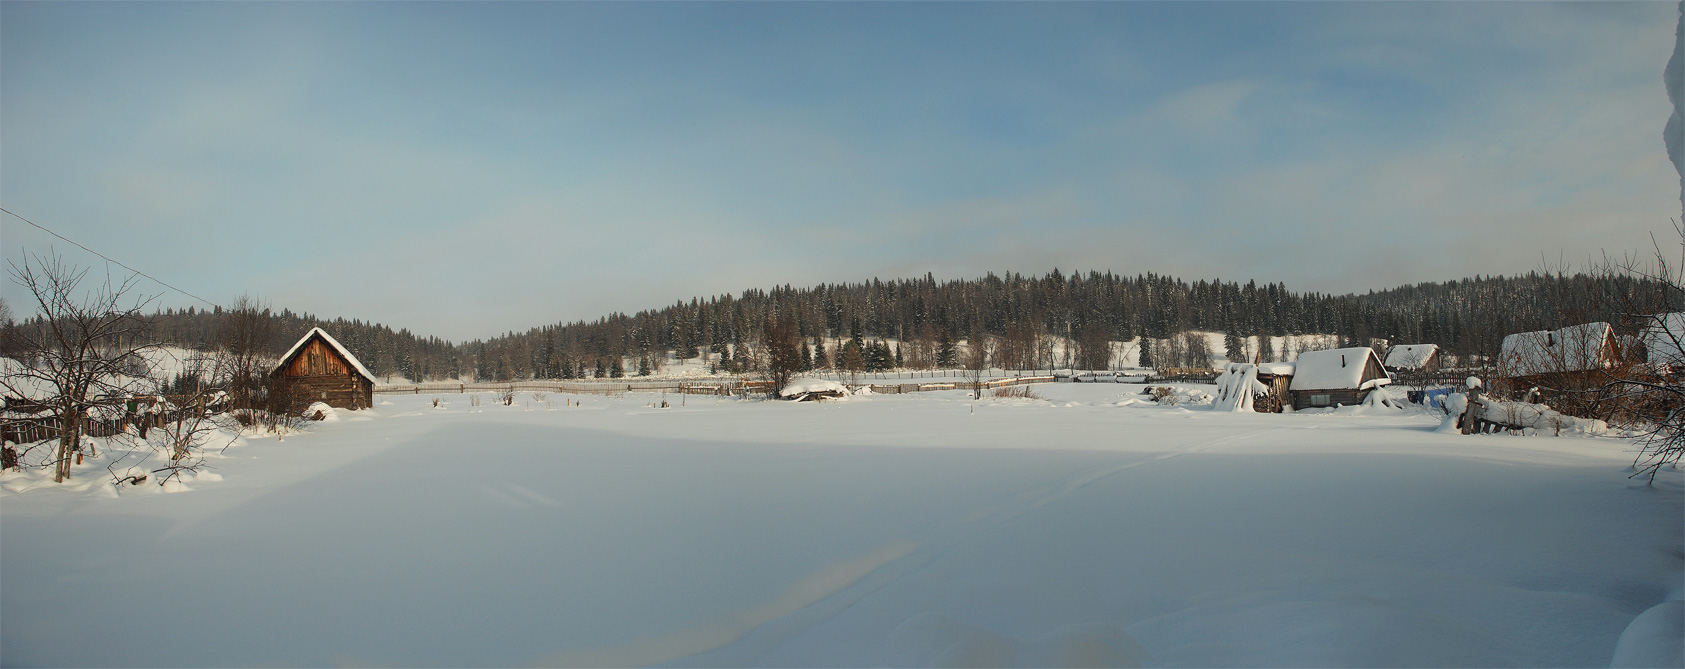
[1608,600,1684,668]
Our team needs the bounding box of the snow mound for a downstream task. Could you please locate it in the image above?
[1132,385,1214,407]
[1213,363,1269,412]
[1361,386,1405,410]
[303,402,340,421]
[1432,393,1610,436]
[779,378,847,397]
[1609,600,1683,668]
[1478,400,1609,436]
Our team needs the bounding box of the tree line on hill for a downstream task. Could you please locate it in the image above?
[5,269,1670,383]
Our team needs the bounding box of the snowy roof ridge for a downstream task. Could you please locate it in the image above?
[1498,322,1615,377]
[1288,347,1388,391]
[1384,344,1438,370]
[271,327,376,383]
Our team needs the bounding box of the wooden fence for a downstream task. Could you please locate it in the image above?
[2,396,226,445]
[373,375,1058,399]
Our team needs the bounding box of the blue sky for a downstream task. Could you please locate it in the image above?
[2,2,1679,341]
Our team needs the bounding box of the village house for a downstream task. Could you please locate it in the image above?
[1496,323,1621,388]
[1383,344,1440,376]
[1286,347,1391,410]
[270,328,375,412]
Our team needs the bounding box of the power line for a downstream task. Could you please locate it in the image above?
[1,206,221,309]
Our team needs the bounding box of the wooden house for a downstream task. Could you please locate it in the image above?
[1383,344,1440,375]
[1495,323,1624,416]
[1286,347,1391,410]
[1497,323,1620,388]
[270,328,375,412]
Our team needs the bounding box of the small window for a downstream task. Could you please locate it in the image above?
[1309,393,1332,407]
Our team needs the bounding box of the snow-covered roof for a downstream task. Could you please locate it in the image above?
[1498,322,1615,377]
[1640,313,1685,365]
[1255,362,1296,376]
[778,377,847,398]
[271,328,376,383]
[1384,344,1438,370]
[1288,348,1389,391]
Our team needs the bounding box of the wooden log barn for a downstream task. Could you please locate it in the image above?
[270,328,375,412]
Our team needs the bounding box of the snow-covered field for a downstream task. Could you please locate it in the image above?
[3,384,1680,667]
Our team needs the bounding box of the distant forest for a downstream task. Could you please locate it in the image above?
[95,269,1669,382]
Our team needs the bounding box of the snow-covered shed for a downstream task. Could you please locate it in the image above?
[1252,361,1295,413]
[270,328,375,411]
[1383,344,1440,374]
[1497,323,1620,381]
[1286,347,1390,409]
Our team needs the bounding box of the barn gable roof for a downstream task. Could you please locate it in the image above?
[1384,344,1438,370]
[271,328,376,383]
[1640,313,1685,364]
[1498,322,1616,377]
[1288,347,1390,391]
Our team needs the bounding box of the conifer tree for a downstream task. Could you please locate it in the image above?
[638,355,651,376]
[798,340,812,372]
[1139,337,1155,370]
[611,358,625,378]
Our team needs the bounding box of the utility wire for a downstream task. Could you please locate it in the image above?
[1,206,221,309]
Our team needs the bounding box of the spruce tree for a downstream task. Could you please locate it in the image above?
[798,340,812,372]
[1259,335,1275,363]
[638,355,651,376]
[1139,338,1155,370]
[611,358,625,378]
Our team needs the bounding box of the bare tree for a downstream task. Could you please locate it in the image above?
[214,295,278,426]
[1075,324,1112,371]
[1180,331,1213,369]
[1,253,157,482]
[1571,229,1685,481]
[144,351,235,485]
[963,334,992,399]
[761,316,803,396]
